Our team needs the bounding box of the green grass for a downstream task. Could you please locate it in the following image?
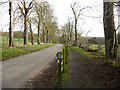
[105,60,120,69]
[2,43,55,60]
[2,37,24,46]
[61,63,70,87]
[71,46,99,58]
[2,37,43,46]
[114,65,120,69]
[90,44,120,56]
[50,63,70,88]
[105,60,115,66]
[89,44,105,53]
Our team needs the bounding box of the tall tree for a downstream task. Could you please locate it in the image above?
[103,2,119,59]
[18,0,35,46]
[34,1,50,43]
[71,1,86,46]
[9,0,14,47]
[34,2,42,44]
[67,19,74,43]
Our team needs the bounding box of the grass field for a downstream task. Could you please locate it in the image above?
[2,37,42,47]
[2,43,55,60]
[71,46,100,58]
[2,37,23,46]
[89,44,120,56]
[71,44,120,58]
[89,44,105,53]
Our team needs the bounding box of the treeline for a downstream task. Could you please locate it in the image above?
[2,30,59,44]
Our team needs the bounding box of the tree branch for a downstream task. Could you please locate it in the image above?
[18,3,25,15]
[0,1,8,5]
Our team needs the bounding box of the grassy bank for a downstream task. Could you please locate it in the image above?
[70,46,107,59]
[89,44,120,56]
[71,46,99,58]
[2,43,55,60]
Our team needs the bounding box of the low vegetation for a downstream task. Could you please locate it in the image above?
[105,60,120,69]
[89,44,105,53]
[71,46,102,58]
[2,43,55,60]
[71,45,120,70]
[105,60,116,66]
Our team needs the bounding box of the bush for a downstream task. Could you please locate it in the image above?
[105,60,115,66]
[113,65,120,69]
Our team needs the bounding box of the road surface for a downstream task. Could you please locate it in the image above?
[2,44,63,88]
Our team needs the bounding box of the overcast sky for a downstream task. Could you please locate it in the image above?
[47,0,104,37]
[0,0,119,37]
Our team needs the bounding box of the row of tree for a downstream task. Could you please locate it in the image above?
[1,0,120,60]
[8,0,58,47]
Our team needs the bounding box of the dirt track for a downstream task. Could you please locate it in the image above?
[66,49,120,88]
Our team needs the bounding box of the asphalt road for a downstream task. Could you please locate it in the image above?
[2,44,64,88]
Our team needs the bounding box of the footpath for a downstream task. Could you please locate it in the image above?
[66,49,120,88]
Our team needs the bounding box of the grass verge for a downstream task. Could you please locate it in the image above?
[2,43,55,60]
[70,46,100,58]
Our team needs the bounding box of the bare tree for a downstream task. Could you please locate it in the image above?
[70,1,86,46]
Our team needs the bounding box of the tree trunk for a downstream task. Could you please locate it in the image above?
[74,19,77,46]
[70,22,73,42]
[114,30,119,59]
[24,10,28,46]
[9,0,14,47]
[43,23,46,43]
[2,29,5,47]
[103,2,119,59]
[46,29,49,43]
[38,20,41,44]
[28,19,34,45]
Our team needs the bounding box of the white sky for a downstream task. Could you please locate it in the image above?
[47,0,104,37]
[0,0,119,37]
[47,0,119,37]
